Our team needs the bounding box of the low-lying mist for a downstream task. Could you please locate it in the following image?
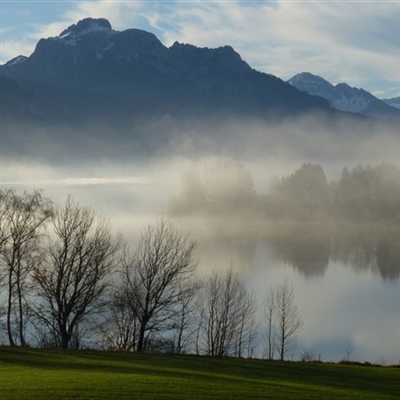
[0,114,400,275]
[1,111,399,363]
[1,111,399,278]
[2,110,399,165]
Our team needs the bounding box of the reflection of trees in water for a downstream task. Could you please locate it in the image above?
[375,227,400,280]
[168,160,399,279]
[266,224,330,278]
[168,160,399,280]
[268,223,400,280]
[331,224,377,272]
[331,223,400,280]
[172,218,400,281]
[172,217,259,272]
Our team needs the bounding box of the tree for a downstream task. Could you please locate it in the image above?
[99,289,140,351]
[334,163,400,221]
[0,189,53,346]
[32,196,120,349]
[234,288,258,358]
[344,339,355,362]
[265,163,330,220]
[170,278,201,354]
[198,267,257,357]
[274,279,303,360]
[121,219,197,352]
[168,159,258,218]
[263,286,276,360]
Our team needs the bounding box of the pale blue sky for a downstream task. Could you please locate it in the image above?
[1,0,399,98]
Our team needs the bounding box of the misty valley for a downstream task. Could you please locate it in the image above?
[0,160,398,364]
[1,17,399,367]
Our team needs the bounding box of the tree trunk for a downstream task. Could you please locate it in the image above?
[16,267,26,346]
[7,268,15,347]
[137,317,148,352]
[61,331,70,349]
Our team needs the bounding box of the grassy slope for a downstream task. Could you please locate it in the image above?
[0,347,398,399]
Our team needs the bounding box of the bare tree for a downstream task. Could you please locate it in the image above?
[274,278,303,360]
[32,196,120,349]
[171,278,201,354]
[344,339,355,362]
[0,189,53,346]
[121,219,197,352]
[235,288,258,358]
[98,289,140,351]
[300,345,315,362]
[198,267,256,357]
[263,286,276,360]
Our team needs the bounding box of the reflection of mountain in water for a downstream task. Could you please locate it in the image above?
[173,218,400,280]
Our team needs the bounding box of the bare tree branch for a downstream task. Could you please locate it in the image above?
[121,218,197,352]
[31,196,120,349]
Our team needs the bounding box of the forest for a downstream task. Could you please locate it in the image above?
[169,161,400,222]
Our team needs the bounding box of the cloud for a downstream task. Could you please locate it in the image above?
[154,1,399,92]
[3,176,148,187]
[64,0,145,31]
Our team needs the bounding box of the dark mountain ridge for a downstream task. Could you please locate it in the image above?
[1,18,331,124]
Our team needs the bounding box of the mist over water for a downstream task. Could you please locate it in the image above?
[1,113,399,363]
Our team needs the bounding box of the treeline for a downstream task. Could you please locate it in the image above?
[0,189,301,359]
[169,161,400,222]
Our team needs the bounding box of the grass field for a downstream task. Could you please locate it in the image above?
[0,347,398,399]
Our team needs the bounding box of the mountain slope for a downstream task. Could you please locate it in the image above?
[0,74,64,123]
[288,72,400,119]
[382,96,400,110]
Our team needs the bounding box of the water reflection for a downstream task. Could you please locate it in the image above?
[178,218,400,280]
[267,223,330,277]
[330,222,400,280]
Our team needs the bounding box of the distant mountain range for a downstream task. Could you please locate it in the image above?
[0,17,332,127]
[382,96,400,110]
[288,72,400,119]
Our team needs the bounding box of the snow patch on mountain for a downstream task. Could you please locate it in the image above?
[96,42,115,60]
[288,72,400,119]
[59,18,115,46]
[331,84,373,113]
[4,55,28,66]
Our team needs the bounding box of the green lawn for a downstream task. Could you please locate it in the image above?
[0,347,398,399]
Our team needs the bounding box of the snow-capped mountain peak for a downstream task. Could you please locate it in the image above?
[59,18,113,38]
[288,72,400,119]
[57,18,115,46]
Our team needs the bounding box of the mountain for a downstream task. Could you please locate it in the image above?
[382,96,400,110]
[287,72,400,119]
[1,18,331,125]
[0,75,62,123]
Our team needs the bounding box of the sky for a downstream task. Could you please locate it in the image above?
[0,0,399,99]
